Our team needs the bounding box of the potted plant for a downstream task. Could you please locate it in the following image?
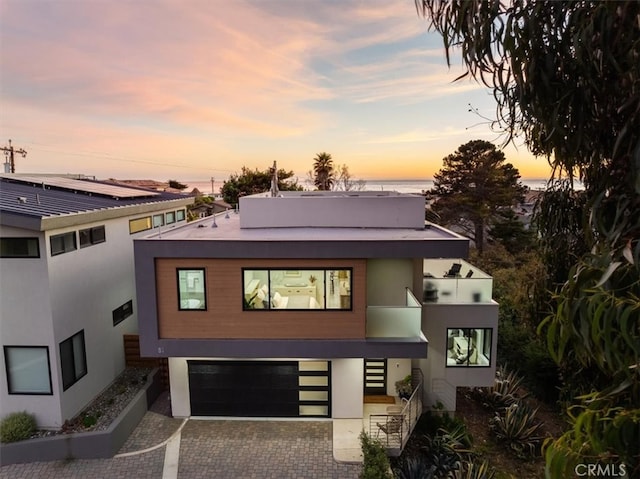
[395,374,413,400]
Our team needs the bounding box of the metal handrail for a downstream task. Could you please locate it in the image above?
[369,368,423,455]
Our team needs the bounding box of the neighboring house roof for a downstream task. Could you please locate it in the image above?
[0,175,192,231]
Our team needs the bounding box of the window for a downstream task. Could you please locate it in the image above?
[129,217,152,234]
[177,269,206,310]
[242,268,352,311]
[153,214,165,228]
[113,300,133,326]
[446,328,492,367]
[79,226,106,248]
[176,209,186,221]
[50,232,77,256]
[166,211,176,224]
[60,331,87,390]
[4,346,53,395]
[0,237,40,258]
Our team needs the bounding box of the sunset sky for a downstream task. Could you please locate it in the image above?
[0,0,551,182]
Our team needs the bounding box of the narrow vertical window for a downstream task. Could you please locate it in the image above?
[177,269,206,310]
[60,331,87,390]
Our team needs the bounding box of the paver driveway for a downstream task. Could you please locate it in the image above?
[0,410,361,479]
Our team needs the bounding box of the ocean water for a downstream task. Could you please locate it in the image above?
[184,178,553,196]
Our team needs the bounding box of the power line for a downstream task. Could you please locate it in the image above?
[1,139,27,173]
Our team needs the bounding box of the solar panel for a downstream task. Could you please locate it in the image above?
[1,175,160,199]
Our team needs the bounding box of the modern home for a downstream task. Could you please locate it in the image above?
[0,174,192,429]
[134,189,498,452]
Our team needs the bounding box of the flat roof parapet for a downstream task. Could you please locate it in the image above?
[239,191,425,229]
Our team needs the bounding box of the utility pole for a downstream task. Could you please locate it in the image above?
[1,140,27,173]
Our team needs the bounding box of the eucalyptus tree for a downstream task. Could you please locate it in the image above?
[416,1,640,476]
[312,152,335,190]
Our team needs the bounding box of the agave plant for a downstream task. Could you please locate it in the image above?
[471,365,527,411]
[393,455,437,479]
[454,460,496,479]
[489,403,544,458]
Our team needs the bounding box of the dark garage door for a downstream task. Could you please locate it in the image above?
[188,360,299,417]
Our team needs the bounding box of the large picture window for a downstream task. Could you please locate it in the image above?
[4,346,53,395]
[177,269,206,310]
[60,331,87,390]
[446,328,492,367]
[242,268,352,311]
[0,237,40,258]
[50,232,77,256]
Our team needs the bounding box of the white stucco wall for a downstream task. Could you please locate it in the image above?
[168,357,191,417]
[0,207,186,428]
[385,358,412,397]
[47,216,142,423]
[240,193,425,229]
[0,227,60,427]
[331,358,363,418]
[421,302,498,411]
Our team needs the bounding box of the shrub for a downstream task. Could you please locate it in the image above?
[359,431,392,479]
[82,414,98,428]
[393,455,436,479]
[454,460,497,479]
[489,403,543,458]
[0,411,36,443]
[471,365,526,411]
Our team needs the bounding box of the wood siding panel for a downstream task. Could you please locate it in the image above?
[156,258,366,339]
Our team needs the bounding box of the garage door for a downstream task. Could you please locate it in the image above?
[187,360,330,417]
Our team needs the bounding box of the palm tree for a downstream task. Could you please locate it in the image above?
[312,152,335,191]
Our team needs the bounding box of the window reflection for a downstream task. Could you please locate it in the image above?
[242,268,352,311]
[446,328,492,367]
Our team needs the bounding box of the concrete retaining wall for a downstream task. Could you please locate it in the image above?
[0,368,163,466]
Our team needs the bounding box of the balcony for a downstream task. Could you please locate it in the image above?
[366,288,422,339]
[366,368,424,456]
[422,259,493,304]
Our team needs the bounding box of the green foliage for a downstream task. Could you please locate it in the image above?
[220,166,302,205]
[0,411,36,443]
[489,403,544,459]
[417,7,640,472]
[399,411,471,477]
[82,414,98,428]
[471,366,525,412]
[393,455,436,479]
[167,179,187,190]
[395,375,413,398]
[312,152,335,191]
[359,431,392,479]
[488,209,535,255]
[413,410,466,438]
[430,139,526,254]
[533,182,589,290]
[454,460,497,479]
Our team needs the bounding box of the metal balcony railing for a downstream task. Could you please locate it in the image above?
[368,368,423,456]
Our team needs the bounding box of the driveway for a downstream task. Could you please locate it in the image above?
[0,405,361,479]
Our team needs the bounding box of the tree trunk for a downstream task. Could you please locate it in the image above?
[475,220,485,255]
